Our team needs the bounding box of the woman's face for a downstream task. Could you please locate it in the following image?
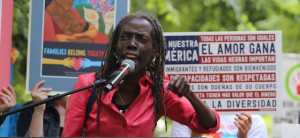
[116,17,157,75]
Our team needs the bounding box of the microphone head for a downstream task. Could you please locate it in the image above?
[121,59,135,72]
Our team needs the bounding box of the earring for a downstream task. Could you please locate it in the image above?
[114,54,120,65]
[150,56,156,69]
[152,56,156,63]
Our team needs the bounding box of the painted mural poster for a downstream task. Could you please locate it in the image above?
[42,0,114,77]
[27,0,129,93]
[271,54,300,138]
[164,31,282,113]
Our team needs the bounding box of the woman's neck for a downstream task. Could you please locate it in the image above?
[119,72,144,94]
[112,73,142,106]
[119,81,140,95]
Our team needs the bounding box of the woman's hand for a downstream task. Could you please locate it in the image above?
[31,81,52,111]
[168,75,218,130]
[235,112,252,138]
[168,75,192,98]
[0,85,17,112]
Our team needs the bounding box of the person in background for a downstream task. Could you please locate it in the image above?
[17,80,68,137]
[62,12,220,137]
[171,113,268,138]
[0,86,17,125]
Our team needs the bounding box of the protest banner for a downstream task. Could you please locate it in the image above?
[26,0,129,94]
[164,31,282,114]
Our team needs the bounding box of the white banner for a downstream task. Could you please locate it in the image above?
[271,53,300,138]
[164,31,282,114]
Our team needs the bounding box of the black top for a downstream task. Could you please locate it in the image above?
[17,100,61,137]
[0,116,6,126]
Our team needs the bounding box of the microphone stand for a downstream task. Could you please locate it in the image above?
[0,79,106,118]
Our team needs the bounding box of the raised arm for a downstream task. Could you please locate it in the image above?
[28,80,52,137]
[168,75,219,130]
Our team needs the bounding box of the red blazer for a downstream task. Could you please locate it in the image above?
[62,73,220,137]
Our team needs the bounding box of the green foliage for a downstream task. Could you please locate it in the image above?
[131,0,300,54]
[12,69,32,103]
[12,0,31,103]
[130,0,180,29]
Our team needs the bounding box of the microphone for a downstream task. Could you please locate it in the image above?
[104,59,135,93]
